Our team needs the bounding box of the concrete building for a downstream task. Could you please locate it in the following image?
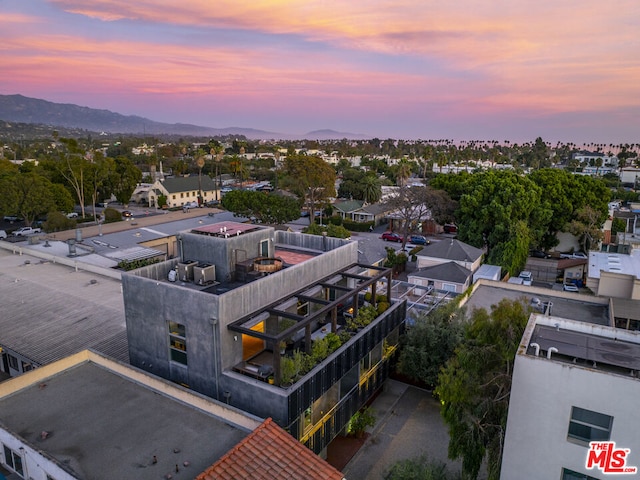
[0,350,262,480]
[586,249,640,300]
[0,248,128,378]
[500,313,640,480]
[121,220,406,455]
[0,349,344,480]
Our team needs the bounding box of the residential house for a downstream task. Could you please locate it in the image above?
[414,238,483,272]
[407,261,472,294]
[151,176,219,208]
[121,221,406,455]
[333,200,391,227]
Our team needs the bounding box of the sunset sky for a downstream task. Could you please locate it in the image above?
[1,0,639,142]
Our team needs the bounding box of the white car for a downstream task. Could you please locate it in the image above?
[0,230,7,240]
[563,284,579,292]
[560,252,587,260]
[66,212,79,218]
[518,271,533,286]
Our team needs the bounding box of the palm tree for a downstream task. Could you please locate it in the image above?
[395,159,412,187]
[362,175,382,205]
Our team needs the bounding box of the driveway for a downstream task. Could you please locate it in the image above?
[344,380,486,479]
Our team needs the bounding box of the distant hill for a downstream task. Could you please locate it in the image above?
[0,94,369,140]
[304,129,369,140]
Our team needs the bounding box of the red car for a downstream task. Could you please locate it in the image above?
[381,232,404,242]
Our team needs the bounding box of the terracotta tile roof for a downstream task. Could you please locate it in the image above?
[196,418,345,480]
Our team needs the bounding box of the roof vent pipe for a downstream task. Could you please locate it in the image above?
[530,343,540,356]
[547,347,558,359]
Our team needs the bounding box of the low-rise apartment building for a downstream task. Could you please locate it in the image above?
[122,221,406,454]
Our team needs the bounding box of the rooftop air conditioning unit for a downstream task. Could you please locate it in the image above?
[194,263,216,285]
[177,260,198,282]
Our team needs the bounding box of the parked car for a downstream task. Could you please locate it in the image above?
[443,223,457,234]
[563,284,579,292]
[560,252,587,260]
[518,271,533,286]
[3,215,19,223]
[530,249,551,259]
[409,235,429,245]
[381,232,404,243]
[13,226,41,236]
[0,230,7,240]
[66,212,79,218]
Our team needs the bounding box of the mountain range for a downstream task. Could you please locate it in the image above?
[0,94,368,140]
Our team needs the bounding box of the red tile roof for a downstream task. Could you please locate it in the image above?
[196,418,345,480]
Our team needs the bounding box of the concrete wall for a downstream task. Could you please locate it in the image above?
[179,227,274,282]
[275,230,352,252]
[501,353,640,480]
[598,271,635,299]
[122,272,223,398]
[122,231,358,401]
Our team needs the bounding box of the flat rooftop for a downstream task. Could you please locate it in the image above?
[0,356,253,479]
[0,249,129,365]
[520,314,640,378]
[465,282,610,326]
[589,249,640,279]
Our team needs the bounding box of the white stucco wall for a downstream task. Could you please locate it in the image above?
[501,353,640,480]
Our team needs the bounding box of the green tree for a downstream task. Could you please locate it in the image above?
[453,170,550,274]
[566,205,605,253]
[282,155,336,223]
[108,156,142,205]
[528,169,609,250]
[0,172,58,225]
[221,190,301,224]
[385,457,463,480]
[398,303,465,388]
[436,298,531,480]
[52,138,92,217]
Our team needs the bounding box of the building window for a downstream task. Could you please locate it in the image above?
[568,406,612,444]
[172,195,176,200]
[168,321,187,365]
[441,283,457,292]
[7,354,18,371]
[21,361,33,372]
[180,193,184,198]
[3,445,24,477]
[562,468,600,480]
